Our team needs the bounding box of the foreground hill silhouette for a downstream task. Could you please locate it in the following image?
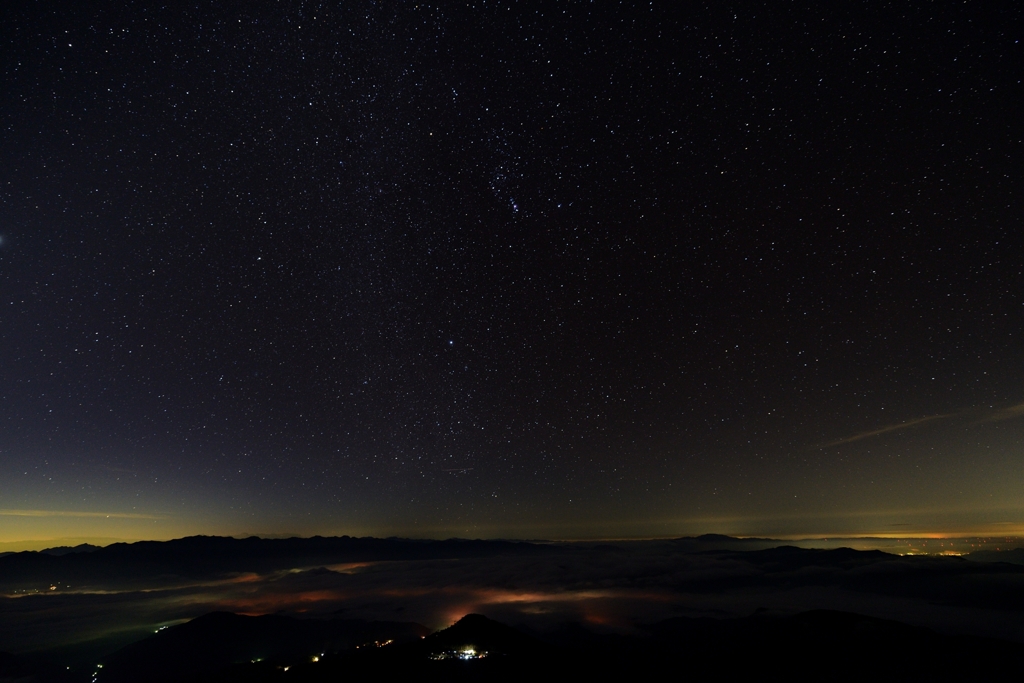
[0,650,36,679]
[80,610,1024,683]
[96,613,428,683]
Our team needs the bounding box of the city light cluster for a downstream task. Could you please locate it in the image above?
[429,646,489,661]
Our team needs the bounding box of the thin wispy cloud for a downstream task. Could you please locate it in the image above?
[977,401,1024,423]
[817,399,1024,448]
[817,414,951,447]
[0,509,165,519]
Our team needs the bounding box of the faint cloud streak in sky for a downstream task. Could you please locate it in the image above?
[0,509,165,519]
[817,414,952,447]
[818,399,1024,449]
[976,401,1024,423]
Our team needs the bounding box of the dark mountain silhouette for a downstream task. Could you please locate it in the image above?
[967,547,1024,564]
[725,544,895,568]
[6,534,842,593]
[85,609,1024,683]
[634,609,1024,681]
[96,612,428,683]
[225,613,561,683]
[0,650,38,679]
[88,613,553,683]
[691,533,777,543]
[416,613,550,657]
[38,545,101,557]
[0,535,552,592]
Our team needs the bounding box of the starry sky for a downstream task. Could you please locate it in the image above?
[1,1,1022,545]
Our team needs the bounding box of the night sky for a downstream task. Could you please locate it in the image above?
[2,1,1023,544]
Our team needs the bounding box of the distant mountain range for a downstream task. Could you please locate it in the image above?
[4,534,1024,593]
[0,534,805,592]
[0,544,100,560]
[0,535,552,592]
[39,544,101,557]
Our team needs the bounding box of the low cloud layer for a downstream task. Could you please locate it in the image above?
[4,538,1024,662]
